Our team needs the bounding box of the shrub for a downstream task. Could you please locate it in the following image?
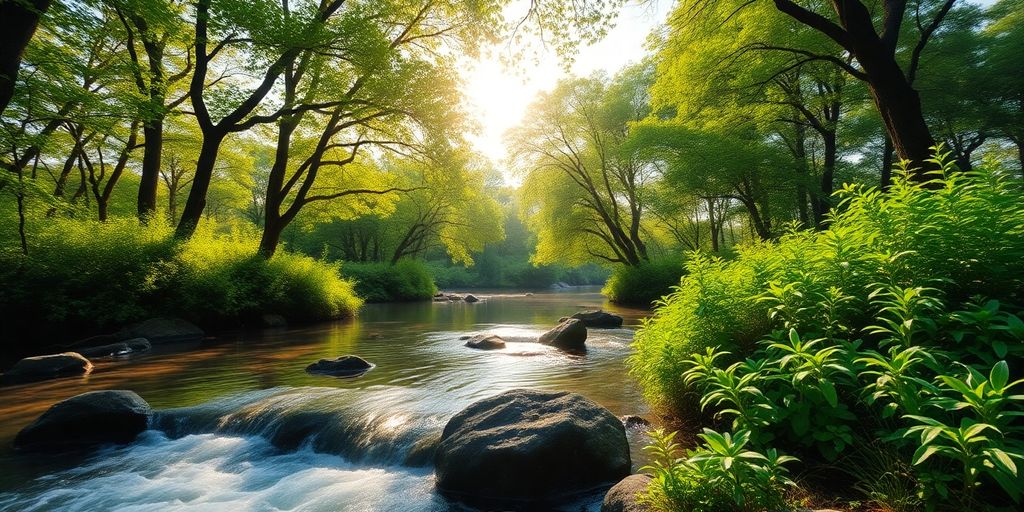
[632,153,1024,510]
[603,258,687,306]
[340,260,437,302]
[0,219,361,349]
[641,428,796,512]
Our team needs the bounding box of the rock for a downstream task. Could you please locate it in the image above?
[621,415,651,429]
[76,343,131,358]
[433,296,451,302]
[568,310,624,328]
[434,389,630,504]
[601,474,652,512]
[434,292,446,298]
[463,293,480,303]
[261,314,287,328]
[124,338,152,352]
[464,334,506,350]
[13,390,152,452]
[121,317,204,344]
[524,293,534,296]
[305,355,374,377]
[539,318,588,350]
[2,352,93,384]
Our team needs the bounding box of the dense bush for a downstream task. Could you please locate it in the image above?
[340,260,437,302]
[0,219,361,348]
[631,155,1024,511]
[427,259,609,290]
[602,258,687,306]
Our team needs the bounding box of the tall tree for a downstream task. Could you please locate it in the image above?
[511,67,655,266]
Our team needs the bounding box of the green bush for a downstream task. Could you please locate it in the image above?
[632,154,1024,510]
[0,219,361,347]
[602,258,687,306]
[340,260,437,302]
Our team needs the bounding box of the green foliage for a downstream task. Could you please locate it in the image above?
[633,154,1024,510]
[641,428,797,512]
[0,218,361,346]
[602,258,687,307]
[340,260,437,303]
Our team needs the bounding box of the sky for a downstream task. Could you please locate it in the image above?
[460,1,675,168]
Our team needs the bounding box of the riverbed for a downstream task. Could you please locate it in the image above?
[0,289,652,511]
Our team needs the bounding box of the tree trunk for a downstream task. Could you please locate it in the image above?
[258,218,284,258]
[137,120,163,220]
[813,132,836,228]
[0,0,50,115]
[881,135,895,190]
[175,133,224,238]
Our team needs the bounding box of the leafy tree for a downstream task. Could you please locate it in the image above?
[511,66,656,266]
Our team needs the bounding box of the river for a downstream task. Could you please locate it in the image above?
[0,289,653,511]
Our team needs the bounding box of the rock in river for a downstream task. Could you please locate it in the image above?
[463,293,480,303]
[121,317,204,343]
[539,318,588,350]
[13,390,152,452]
[2,352,93,384]
[464,334,506,350]
[601,474,652,512]
[564,310,624,328]
[434,389,630,505]
[306,355,374,377]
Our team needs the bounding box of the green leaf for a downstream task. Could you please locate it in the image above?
[990,360,1010,391]
[819,379,838,408]
[912,444,941,465]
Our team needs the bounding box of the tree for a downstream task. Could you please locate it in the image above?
[0,0,52,115]
[511,67,655,266]
[763,0,958,177]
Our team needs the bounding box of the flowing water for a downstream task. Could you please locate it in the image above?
[0,289,653,511]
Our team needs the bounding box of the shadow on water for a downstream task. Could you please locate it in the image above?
[0,289,655,510]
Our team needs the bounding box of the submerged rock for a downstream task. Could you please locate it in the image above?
[434,389,630,505]
[463,293,480,303]
[76,342,130,358]
[260,314,287,328]
[539,318,588,350]
[601,474,652,512]
[305,355,374,377]
[2,352,93,384]
[464,334,506,350]
[14,390,152,452]
[564,310,624,328]
[621,415,652,429]
[121,317,204,344]
[125,338,152,352]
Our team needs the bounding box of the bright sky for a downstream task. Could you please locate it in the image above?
[461,1,674,169]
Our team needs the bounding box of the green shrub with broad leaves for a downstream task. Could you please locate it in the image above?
[632,151,1024,511]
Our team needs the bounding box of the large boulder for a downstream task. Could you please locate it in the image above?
[13,390,152,452]
[2,352,93,384]
[463,293,480,303]
[434,389,630,505]
[601,474,652,512]
[539,318,588,350]
[564,310,624,328]
[121,317,204,344]
[464,334,506,350]
[305,355,374,377]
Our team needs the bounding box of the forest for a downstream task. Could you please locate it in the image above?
[1,0,1023,511]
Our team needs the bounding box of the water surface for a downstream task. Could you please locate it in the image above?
[0,289,653,511]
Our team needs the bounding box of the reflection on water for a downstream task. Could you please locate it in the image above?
[0,289,653,510]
